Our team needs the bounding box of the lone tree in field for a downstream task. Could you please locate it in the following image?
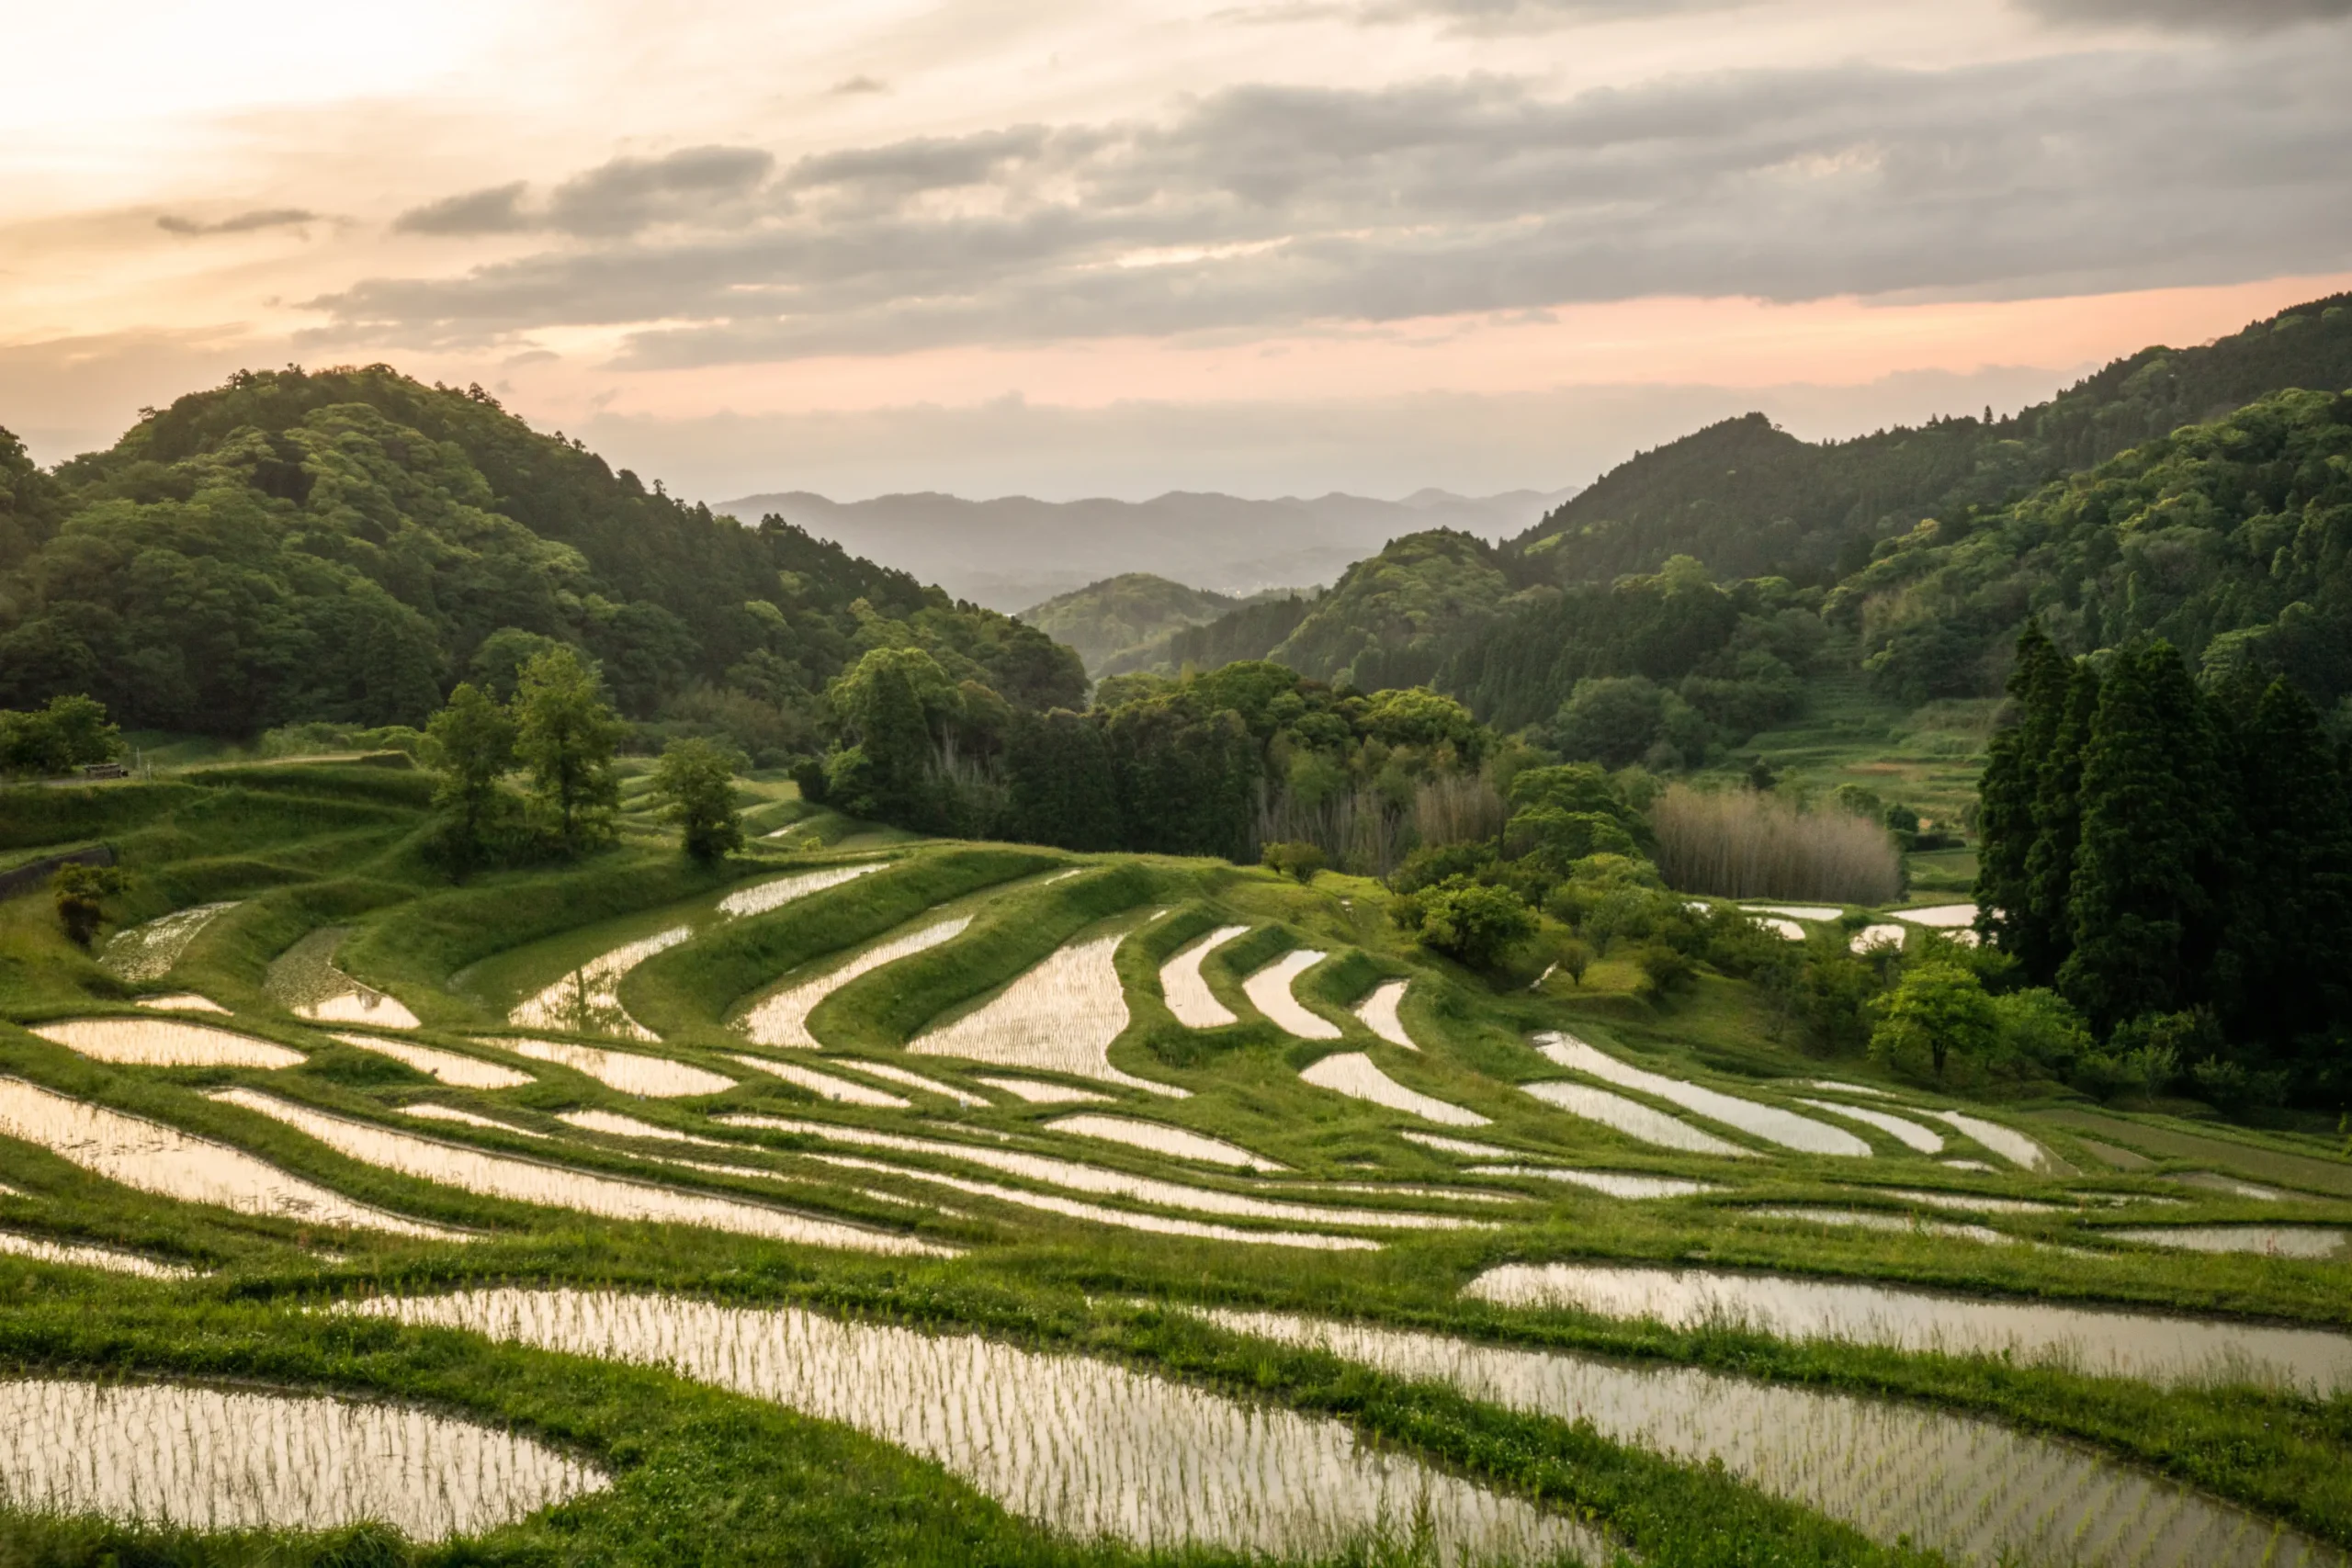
[513,647,625,852]
[51,861,126,948]
[653,738,746,863]
[1871,960,1996,1080]
[424,682,516,876]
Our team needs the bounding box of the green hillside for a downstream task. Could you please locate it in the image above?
[0,368,1083,748]
[5,755,2352,1563]
[1014,572,1241,673]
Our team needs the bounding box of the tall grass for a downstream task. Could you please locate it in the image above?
[1651,784,1901,904]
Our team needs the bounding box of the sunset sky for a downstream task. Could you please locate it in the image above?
[5,0,2349,501]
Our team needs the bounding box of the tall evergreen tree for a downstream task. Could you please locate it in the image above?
[1976,623,2066,957]
[2223,680,2352,1063]
[1006,710,1121,852]
[2059,643,2218,1032]
[2018,659,2100,986]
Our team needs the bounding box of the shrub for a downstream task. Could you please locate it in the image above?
[1260,840,1326,884]
[0,694,122,776]
[1630,941,1695,998]
[1651,783,1901,903]
[1391,876,1536,970]
[1555,937,1593,987]
[51,862,127,947]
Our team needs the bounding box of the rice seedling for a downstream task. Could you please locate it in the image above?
[348,1288,1603,1562]
[1891,903,1979,928]
[212,1089,952,1256]
[266,927,423,1029]
[1653,786,1902,905]
[1535,1033,1871,1157]
[97,901,240,982]
[133,992,229,1014]
[495,1036,737,1098]
[1352,978,1420,1050]
[1464,1168,1722,1200]
[715,862,884,919]
[0,1228,198,1279]
[741,917,971,1048]
[1041,1112,1284,1171]
[1157,923,1249,1028]
[1464,1261,2352,1394]
[728,1055,912,1109]
[405,1103,548,1137]
[0,1076,460,1238]
[1519,1081,1752,1157]
[1747,1206,2016,1247]
[509,925,693,1040]
[833,1059,989,1107]
[1193,1310,2338,1568]
[1241,949,1343,1040]
[975,1075,1112,1104]
[717,1114,1487,1232]
[31,1017,305,1070]
[1298,1053,1489,1128]
[910,931,1188,1097]
[0,1377,604,1539]
[556,1108,728,1145]
[2106,1226,2346,1258]
[324,1032,534,1090]
[1794,1099,1945,1154]
[1399,1130,1519,1158]
[1919,1109,2053,1171]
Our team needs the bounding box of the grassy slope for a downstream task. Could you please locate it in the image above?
[3,761,2352,1564]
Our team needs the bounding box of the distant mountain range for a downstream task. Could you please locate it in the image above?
[709,487,1579,612]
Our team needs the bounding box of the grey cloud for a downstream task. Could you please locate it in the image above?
[1357,0,1755,31]
[156,208,323,236]
[831,74,889,94]
[2019,0,2352,29]
[300,36,2352,364]
[546,145,776,236]
[393,182,531,235]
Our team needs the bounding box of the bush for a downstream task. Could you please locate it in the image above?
[52,861,127,947]
[1391,876,1537,970]
[1630,940,1695,998]
[1869,960,1997,1080]
[1651,784,1902,904]
[0,694,122,776]
[1261,840,1327,884]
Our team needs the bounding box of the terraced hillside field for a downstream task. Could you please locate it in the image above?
[4,758,2351,1566]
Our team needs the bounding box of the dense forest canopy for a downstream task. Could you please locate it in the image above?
[0,367,1082,748]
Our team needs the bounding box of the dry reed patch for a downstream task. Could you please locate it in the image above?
[0,1077,458,1238]
[1351,979,1419,1050]
[0,1378,604,1539]
[1240,950,1342,1040]
[351,1289,1593,1560]
[741,918,971,1048]
[0,1229,198,1280]
[1041,1113,1283,1171]
[1654,787,1901,905]
[1518,1081,1753,1157]
[1399,1130,1517,1158]
[326,1033,532,1090]
[1535,1033,1870,1158]
[716,863,883,919]
[212,1089,949,1257]
[728,1056,910,1109]
[1198,1310,2330,1568]
[717,1114,1483,1232]
[133,993,228,1014]
[1157,925,1249,1028]
[509,926,692,1040]
[405,1104,548,1138]
[97,902,240,982]
[1297,1053,1488,1127]
[1919,1110,2052,1171]
[556,1109,727,1146]
[1793,1100,1944,1155]
[1748,1207,2015,1246]
[975,1076,1110,1104]
[495,1038,735,1099]
[266,928,422,1030]
[910,931,1187,1097]
[31,1018,303,1071]
[1465,1168,1721,1199]
[1465,1262,2352,1395]
[2108,1226,2345,1258]
[835,1060,987,1107]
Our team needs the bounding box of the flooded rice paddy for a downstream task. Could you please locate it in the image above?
[556,1109,726,1145]
[405,1103,548,1137]
[1849,925,1908,952]
[741,917,971,1047]
[1748,1206,2014,1246]
[1795,1099,1945,1154]
[31,1017,304,1070]
[1400,1131,1517,1157]
[0,1377,605,1540]
[1158,924,1250,1028]
[1352,979,1419,1049]
[266,928,421,1029]
[839,1059,987,1106]
[911,931,1187,1097]
[508,926,691,1040]
[1893,904,1979,927]
[97,902,241,982]
[0,1229,197,1279]
[1042,1112,1283,1170]
[715,863,882,919]
[975,1075,1110,1103]
[1241,950,1343,1040]
[496,1037,736,1098]
[212,1089,949,1256]
[730,1055,911,1108]
[2107,1226,2345,1258]
[1534,1034,1870,1157]
[1741,904,1842,921]
[134,993,228,1014]
[348,1289,1600,1562]
[0,1077,458,1238]
[325,1033,532,1089]
[1299,1052,1489,1127]
[1519,1080,1750,1157]
[1464,1262,2352,1393]
[1924,1111,2052,1170]
[1197,1310,2340,1568]
[1466,1167,1720,1199]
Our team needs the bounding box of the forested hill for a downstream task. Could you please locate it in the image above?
[1516,292,2352,586]
[0,367,1082,745]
